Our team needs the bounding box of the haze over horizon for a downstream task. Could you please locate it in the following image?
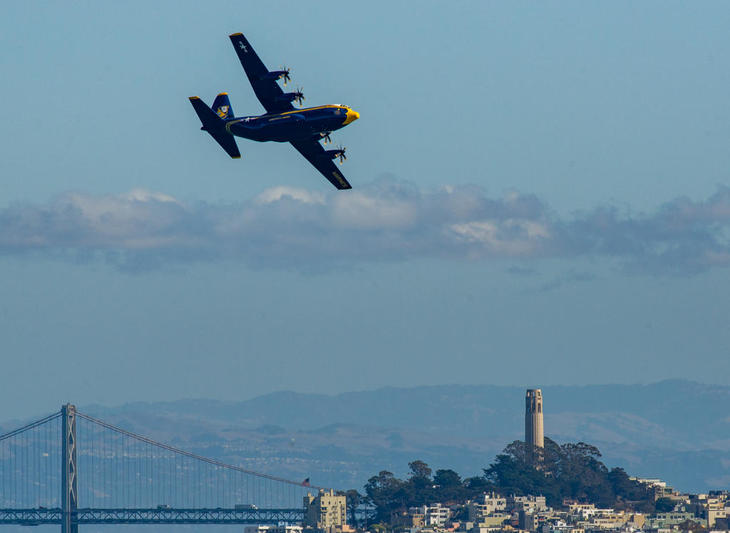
[1,2,729,422]
[4,380,728,493]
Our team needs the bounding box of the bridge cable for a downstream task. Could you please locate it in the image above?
[75,410,330,491]
[0,411,61,442]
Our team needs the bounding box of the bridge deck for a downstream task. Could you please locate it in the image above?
[0,508,305,525]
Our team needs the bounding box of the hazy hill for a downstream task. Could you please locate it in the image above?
[6,380,729,493]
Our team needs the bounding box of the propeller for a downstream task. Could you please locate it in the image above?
[279,66,291,86]
[293,87,305,106]
[321,132,332,145]
[336,145,347,165]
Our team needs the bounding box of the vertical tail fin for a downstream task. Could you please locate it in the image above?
[212,93,234,119]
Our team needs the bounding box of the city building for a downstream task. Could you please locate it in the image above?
[519,510,539,531]
[303,489,347,529]
[525,389,544,449]
[381,481,728,533]
[411,503,452,528]
[644,511,697,530]
[468,493,508,521]
[392,509,425,528]
[629,478,684,502]
[509,495,548,513]
[245,526,303,533]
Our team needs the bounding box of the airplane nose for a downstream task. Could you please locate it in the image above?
[344,109,360,125]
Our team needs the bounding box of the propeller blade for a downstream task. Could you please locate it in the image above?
[280,66,291,86]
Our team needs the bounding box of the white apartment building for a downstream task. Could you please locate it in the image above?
[409,503,452,527]
[509,495,548,513]
[244,526,303,533]
[468,493,508,521]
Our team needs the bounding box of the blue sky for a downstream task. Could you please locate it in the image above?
[1,1,730,420]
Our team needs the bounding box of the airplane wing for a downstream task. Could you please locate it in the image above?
[290,139,352,190]
[229,33,295,114]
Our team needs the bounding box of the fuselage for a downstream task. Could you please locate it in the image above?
[224,104,359,143]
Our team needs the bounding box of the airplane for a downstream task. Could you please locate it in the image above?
[189,33,360,190]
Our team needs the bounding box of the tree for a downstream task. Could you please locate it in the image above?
[434,469,461,488]
[463,475,493,499]
[408,460,432,480]
[678,519,706,533]
[483,439,653,510]
[406,460,434,506]
[358,440,656,523]
[364,471,407,522]
[345,489,364,528]
[607,468,654,511]
[434,469,465,502]
[655,497,676,513]
[484,441,553,501]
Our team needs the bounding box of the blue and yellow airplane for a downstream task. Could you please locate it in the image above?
[189,33,360,190]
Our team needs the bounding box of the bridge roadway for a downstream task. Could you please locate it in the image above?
[0,508,305,525]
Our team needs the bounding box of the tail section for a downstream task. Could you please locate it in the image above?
[212,93,234,119]
[189,96,241,159]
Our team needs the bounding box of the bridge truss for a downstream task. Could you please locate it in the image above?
[0,507,304,525]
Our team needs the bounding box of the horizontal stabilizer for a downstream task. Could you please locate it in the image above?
[189,96,241,159]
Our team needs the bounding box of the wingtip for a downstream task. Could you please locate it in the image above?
[229,32,243,37]
[189,96,200,100]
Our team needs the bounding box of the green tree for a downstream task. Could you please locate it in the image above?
[463,475,493,499]
[655,497,676,513]
[607,468,654,512]
[434,469,465,502]
[408,460,432,480]
[345,489,364,527]
[678,519,706,533]
[406,460,434,506]
[434,469,461,487]
[359,439,655,523]
[483,439,653,510]
[364,470,407,522]
[484,441,553,502]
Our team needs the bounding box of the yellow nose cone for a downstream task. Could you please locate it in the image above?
[344,109,360,125]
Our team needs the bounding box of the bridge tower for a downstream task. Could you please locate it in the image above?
[61,404,78,533]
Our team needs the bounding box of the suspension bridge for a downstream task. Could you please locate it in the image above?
[0,404,332,532]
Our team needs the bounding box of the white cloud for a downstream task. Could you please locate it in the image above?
[332,191,418,229]
[449,219,550,256]
[255,186,325,205]
[1,180,729,275]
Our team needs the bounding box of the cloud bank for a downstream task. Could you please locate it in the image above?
[1,180,729,274]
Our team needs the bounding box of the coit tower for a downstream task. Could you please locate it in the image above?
[525,389,544,448]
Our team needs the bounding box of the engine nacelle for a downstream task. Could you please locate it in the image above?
[275,90,304,104]
[258,70,289,82]
[324,149,345,160]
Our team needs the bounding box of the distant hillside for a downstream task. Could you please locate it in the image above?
[5,380,729,493]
